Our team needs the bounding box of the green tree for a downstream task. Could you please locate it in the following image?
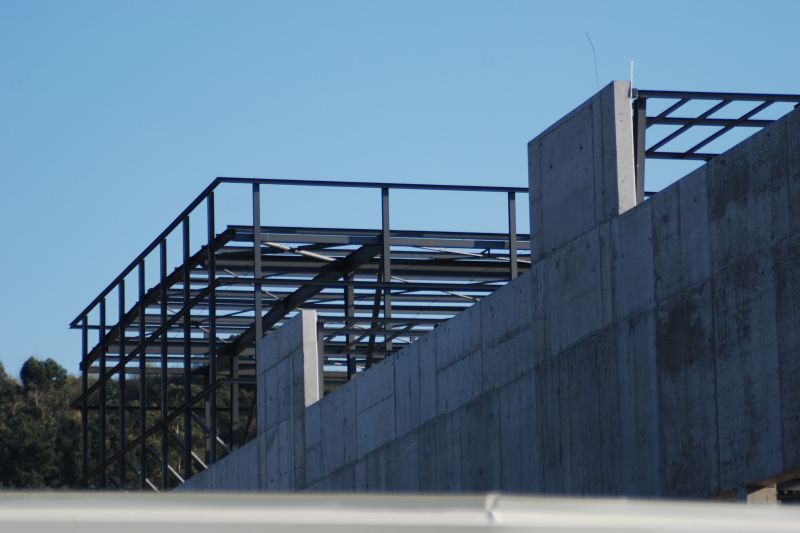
[0,357,81,488]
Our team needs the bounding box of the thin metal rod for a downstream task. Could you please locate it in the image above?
[507,192,518,280]
[634,89,800,102]
[117,280,126,490]
[98,298,107,488]
[381,188,392,355]
[138,261,146,491]
[253,184,263,341]
[633,96,647,204]
[217,176,528,193]
[182,218,192,481]
[344,272,356,379]
[207,192,218,464]
[81,316,88,485]
[242,184,261,445]
[159,239,168,490]
[365,269,382,370]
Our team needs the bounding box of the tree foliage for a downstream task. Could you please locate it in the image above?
[0,356,256,490]
[0,357,81,488]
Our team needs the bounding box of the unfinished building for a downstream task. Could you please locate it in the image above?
[73,82,800,500]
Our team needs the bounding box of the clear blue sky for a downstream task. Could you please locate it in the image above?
[1,0,799,375]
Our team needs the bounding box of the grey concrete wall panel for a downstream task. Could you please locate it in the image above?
[656,283,719,497]
[789,108,800,234]
[775,234,800,472]
[545,227,606,353]
[498,373,538,492]
[178,438,262,492]
[424,409,463,492]
[613,202,654,320]
[616,311,661,496]
[434,303,481,371]
[303,402,323,486]
[320,381,356,476]
[713,252,781,492]
[418,333,438,424]
[436,350,482,415]
[707,117,789,272]
[460,391,501,492]
[385,431,421,492]
[393,340,421,437]
[356,359,394,413]
[357,396,395,458]
[480,273,535,392]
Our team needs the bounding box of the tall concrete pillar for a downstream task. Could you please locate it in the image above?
[256,310,322,491]
[528,80,636,260]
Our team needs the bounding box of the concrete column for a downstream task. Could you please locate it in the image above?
[528,80,635,261]
[256,310,322,491]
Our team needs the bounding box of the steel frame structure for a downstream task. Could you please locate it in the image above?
[71,177,529,490]
[632,89,800,202]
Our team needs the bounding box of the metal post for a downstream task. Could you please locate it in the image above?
[381,187,392,355]
[99,298,107,489]
[159,239,168,490]
[344,272,356,379]
[252,184,263,340]
[365,270,382,370]
[137,261,146,491]
[507,192,518,280]
[633,95,647,204]
[207,192,218,464]
[182,218,192,480]
[117,281,126,489]
[81,316,88,486]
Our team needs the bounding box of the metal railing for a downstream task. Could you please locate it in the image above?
[632,89,800,201]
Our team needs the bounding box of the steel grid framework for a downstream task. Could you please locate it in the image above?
[71,177,529,490]
[632,89,800,201]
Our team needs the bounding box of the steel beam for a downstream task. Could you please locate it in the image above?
[633,95,647,204]
[99,298,106,488]
[507,192,518,280]
[182,218,192,481]
[117,281,126,489]
[207,192,218,464]
[138,262,146,490]
[159,240,168,490]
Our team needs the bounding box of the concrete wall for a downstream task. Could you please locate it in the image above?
[178,81,800,499]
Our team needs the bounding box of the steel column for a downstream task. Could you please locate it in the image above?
[182,219,192,480]
[381,187,392,355]
[159,240,168,490]
[207,193,218,464]
[81,316,88,486]
[633,96,647,203]
[507,192,518,280]
[252,184,262,341]
[137,261,146,491]
[98,298,107,488]
[344,272,356,379]
[117,281,126,489]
